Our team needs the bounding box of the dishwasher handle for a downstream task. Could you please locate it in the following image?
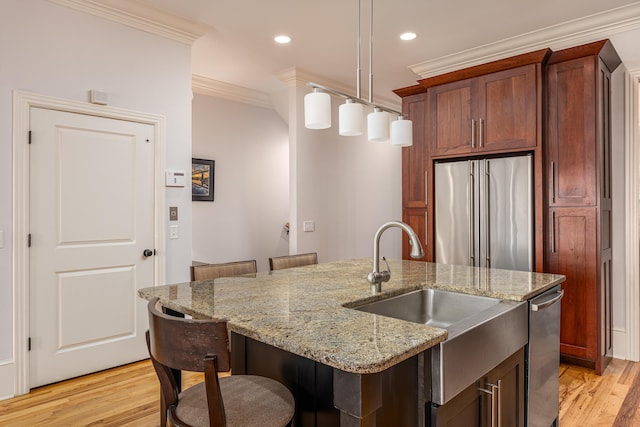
[531,289,564,312]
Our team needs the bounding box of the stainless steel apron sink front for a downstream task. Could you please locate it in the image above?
[353,288,528,404]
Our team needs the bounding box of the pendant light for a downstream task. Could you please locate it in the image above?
[304,88,331,129]
[304,0,413,147]
[368,108,389,142]
[339,99,363,136]
[391,116,413,147]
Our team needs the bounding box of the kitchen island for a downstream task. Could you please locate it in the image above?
[139,258,565,426]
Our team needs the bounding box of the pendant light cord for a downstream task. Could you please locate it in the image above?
[369,0,374,103]
[356,0,361,100]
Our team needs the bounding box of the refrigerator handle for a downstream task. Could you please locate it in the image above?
[485,160,491,268]
[469,161,475,266]
[471,119,476,148]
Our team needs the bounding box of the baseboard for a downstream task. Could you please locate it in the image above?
[0,360,15,401]
[613,327,628,360]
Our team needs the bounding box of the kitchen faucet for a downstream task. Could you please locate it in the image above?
[367,221,424,293]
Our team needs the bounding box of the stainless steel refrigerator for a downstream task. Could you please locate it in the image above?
[434,154,533,271]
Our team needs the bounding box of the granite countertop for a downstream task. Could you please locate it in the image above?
[138,258,565,374]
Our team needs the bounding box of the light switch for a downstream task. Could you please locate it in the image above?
[169,206,178,221]
[169,225,179,240]
[303,220,315,232]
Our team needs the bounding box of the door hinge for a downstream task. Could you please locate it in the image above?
[28,337,31,351]
[28,234,32,247]
[28,130,32,145]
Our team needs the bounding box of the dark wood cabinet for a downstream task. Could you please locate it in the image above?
[428,79,473,157]
[396,50,548,270]
[401,92,429,261]
[547,207,598,361]
[428,65,538,158]
[430,348,525,427]
[546,57,597,207]
[544,40,619,374]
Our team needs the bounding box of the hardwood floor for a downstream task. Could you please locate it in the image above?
[1,358,640,426]
[559,358,640,427]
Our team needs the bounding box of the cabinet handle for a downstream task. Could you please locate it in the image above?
[471,119,476,148]
[494,380,502,427]
[478,380,501,427]
[425,211,428,245]
[551,211,556,254]
[551,161,556,203]
[479,118,484,148]
[425,171,428,204]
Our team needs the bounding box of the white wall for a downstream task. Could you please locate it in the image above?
[0,0,193,394]
[611,65,627,358]
[290,82,403,264]
[191,94,290,272]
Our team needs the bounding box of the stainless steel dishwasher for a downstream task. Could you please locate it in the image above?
[527,285,564,427]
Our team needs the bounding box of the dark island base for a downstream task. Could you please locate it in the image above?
[231,333,430,427]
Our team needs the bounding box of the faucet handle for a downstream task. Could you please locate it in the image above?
[382,256,390,273]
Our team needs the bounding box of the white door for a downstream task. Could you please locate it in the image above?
[29,107,156,388]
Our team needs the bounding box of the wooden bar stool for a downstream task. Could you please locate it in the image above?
[190,260,257,281]
[268,253,318,271]
[146,298,294,427]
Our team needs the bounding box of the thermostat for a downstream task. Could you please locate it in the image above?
[165,170,186,187]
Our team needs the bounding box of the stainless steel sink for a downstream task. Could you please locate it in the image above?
[353,288,528,404]
[354,288,501,330]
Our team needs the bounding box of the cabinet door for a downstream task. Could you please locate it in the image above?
[485,348,525,427]
[547,207,597,361]
[430,348,525,427]
[402,93,427,207]
[428,79,473,157]
[402,208,428,261]
[546,57,596,207]
[478,65,537,152]
[430,379,485,427]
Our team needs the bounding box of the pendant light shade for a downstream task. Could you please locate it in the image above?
[339,99,364,136]
[367,108,389,142]
[304,89,331,129]
[391,116,413,147]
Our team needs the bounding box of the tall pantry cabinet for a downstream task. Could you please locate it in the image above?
[395,39,621,374]
[545,40,621,374]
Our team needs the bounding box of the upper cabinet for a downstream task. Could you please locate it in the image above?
[545,53,612,207]
[428,65,538,157]
[402,92,428,208]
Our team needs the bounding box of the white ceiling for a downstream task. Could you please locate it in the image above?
[134,0,640,104]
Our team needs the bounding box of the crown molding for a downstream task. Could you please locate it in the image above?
[192,75,273,109]
[410,2,640,78]
[276,67,401,110]
[49,0,209,45]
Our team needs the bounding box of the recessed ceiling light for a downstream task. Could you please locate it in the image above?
[274,35,291,44]
[400,32,417,41]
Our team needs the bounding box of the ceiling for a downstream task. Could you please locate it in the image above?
[134,0,640,105]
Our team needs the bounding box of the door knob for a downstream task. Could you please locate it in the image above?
[143,249,154,257]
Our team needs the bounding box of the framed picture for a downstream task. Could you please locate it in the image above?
[192,158,215,201]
